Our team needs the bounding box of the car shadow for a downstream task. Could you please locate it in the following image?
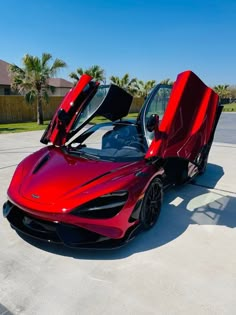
[192,162,226,189]
[0,303,14,315]
[17,163,236,260]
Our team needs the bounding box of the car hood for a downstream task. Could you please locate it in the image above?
[16,147,135,208]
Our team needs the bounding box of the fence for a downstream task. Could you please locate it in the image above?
[0,96,145,123]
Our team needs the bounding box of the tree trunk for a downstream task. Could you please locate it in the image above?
[37,94,44,125]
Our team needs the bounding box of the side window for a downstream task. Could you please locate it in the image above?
[72,86,109,130]
[144,85,172,145]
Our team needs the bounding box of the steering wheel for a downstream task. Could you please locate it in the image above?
[124,136,146,151]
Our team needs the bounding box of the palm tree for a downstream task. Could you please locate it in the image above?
[160,78,174,85]
[213,85,230,99]
[228,85,236,99]
[110,73,139,96]
[137,79,156,98]
[69,65,105,83]
[8,53,66,124]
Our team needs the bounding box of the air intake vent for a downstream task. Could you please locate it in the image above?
[33,154,50,174]
[71,191,128,219]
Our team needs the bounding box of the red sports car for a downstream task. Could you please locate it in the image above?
[3,71,222,248]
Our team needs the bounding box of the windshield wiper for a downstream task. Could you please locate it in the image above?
[66,148,100,160]
[80,152,100,160]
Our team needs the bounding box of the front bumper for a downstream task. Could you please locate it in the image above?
[3,201,141,249]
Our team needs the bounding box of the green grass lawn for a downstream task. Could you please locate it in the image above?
[0,121,50,134]
[90,113,138,124]
[0,113,139,134]
[1,105,234,135]
[223,102,236,111]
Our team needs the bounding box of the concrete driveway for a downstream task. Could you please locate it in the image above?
[0,114,235,315]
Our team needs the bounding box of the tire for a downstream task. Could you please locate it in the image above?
[198,144,211,175]
[140,178,163,230]
[198,152,209,175]
[198,157,208,175]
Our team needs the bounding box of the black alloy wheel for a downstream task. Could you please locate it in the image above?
[140,178,163,230]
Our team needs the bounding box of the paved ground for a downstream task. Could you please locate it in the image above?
[0,113,235,315]
[214,112,236,144]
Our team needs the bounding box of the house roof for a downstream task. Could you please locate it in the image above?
[48,78,73,88]
[0,59,11,85]
[0,59,73,88]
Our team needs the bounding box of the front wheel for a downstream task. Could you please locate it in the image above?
[140,178,163,230]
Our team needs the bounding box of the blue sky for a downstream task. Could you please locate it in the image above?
[1,0,235,85]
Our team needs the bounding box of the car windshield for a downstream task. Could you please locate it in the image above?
[66,122,147,162]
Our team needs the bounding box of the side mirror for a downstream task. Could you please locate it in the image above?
[146,114,159,132]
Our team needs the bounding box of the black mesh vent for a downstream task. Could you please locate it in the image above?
[71,191,128,219]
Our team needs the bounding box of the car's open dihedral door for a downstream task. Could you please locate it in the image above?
[41,74,98,146]
[41,75,133,146]
[144,70,220,161]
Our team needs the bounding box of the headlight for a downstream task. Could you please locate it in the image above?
[71,191,128,219]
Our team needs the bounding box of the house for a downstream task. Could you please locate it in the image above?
[0,59,73,96]
[47,78,73,96]
[0,59,11,95]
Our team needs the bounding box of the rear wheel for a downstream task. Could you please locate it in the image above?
[140,178,163,230]
[198,156,208,175]
[198,148,210,175]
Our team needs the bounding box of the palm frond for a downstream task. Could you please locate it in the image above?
[41,88,50,104]
[160,78,173,85]
[76,68,85,76]
[50,58,67,76]
[69,72,80,82]
[42,53,52,67]
[25,90,37,104]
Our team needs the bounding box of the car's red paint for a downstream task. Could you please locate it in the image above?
[4,70,222,248]
[145,71,219,160]
[8,149,160,239]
